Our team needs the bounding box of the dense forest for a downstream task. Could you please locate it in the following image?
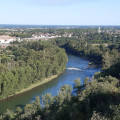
[50,37,120,65]
[0,41,68,100]
[0,36,120,120]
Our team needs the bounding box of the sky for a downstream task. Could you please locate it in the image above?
[0,0,120,25]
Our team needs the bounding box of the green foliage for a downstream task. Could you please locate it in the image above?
[2,110,16,120]
[74,79,81,88]
[91,111,110,120]
[0,41,68,100]
[1,34,120,120]
[50,37,105,64]
[1,74,119,120]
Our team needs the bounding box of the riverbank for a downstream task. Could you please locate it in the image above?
[0,55,100,113]
[0,75,58,101]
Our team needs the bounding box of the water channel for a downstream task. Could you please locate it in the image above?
[0,55,100,113]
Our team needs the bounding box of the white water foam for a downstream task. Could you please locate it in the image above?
[66,68,83,71]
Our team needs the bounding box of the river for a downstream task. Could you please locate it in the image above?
[0,55,100,113]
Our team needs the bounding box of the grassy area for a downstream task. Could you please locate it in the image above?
[92,43,108,47]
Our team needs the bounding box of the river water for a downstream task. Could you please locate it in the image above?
[0,55,100,113]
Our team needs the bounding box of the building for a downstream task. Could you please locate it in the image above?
[0,35,16,44]
[98,27,101,34]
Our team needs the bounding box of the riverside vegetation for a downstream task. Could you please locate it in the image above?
[0,36,120,120]
[0,41,68,100]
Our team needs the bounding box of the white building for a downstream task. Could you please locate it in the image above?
[98,27,101,34]
[0,35,17,44]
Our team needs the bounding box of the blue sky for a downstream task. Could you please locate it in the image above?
[0,0,120,25]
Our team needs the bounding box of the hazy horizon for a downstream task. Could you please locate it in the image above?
[0,24,120,26]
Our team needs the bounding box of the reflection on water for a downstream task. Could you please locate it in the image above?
[0,55,100,113]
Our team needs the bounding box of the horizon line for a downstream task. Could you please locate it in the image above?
[0,24,120,27]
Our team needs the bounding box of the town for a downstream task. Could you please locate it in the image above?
[0,25,120,48]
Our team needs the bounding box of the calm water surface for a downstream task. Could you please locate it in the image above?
[0,55,100,113]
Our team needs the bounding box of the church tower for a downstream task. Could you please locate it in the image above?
[98,27,101,34]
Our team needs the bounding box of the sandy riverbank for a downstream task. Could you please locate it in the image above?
[0,75,58,101]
